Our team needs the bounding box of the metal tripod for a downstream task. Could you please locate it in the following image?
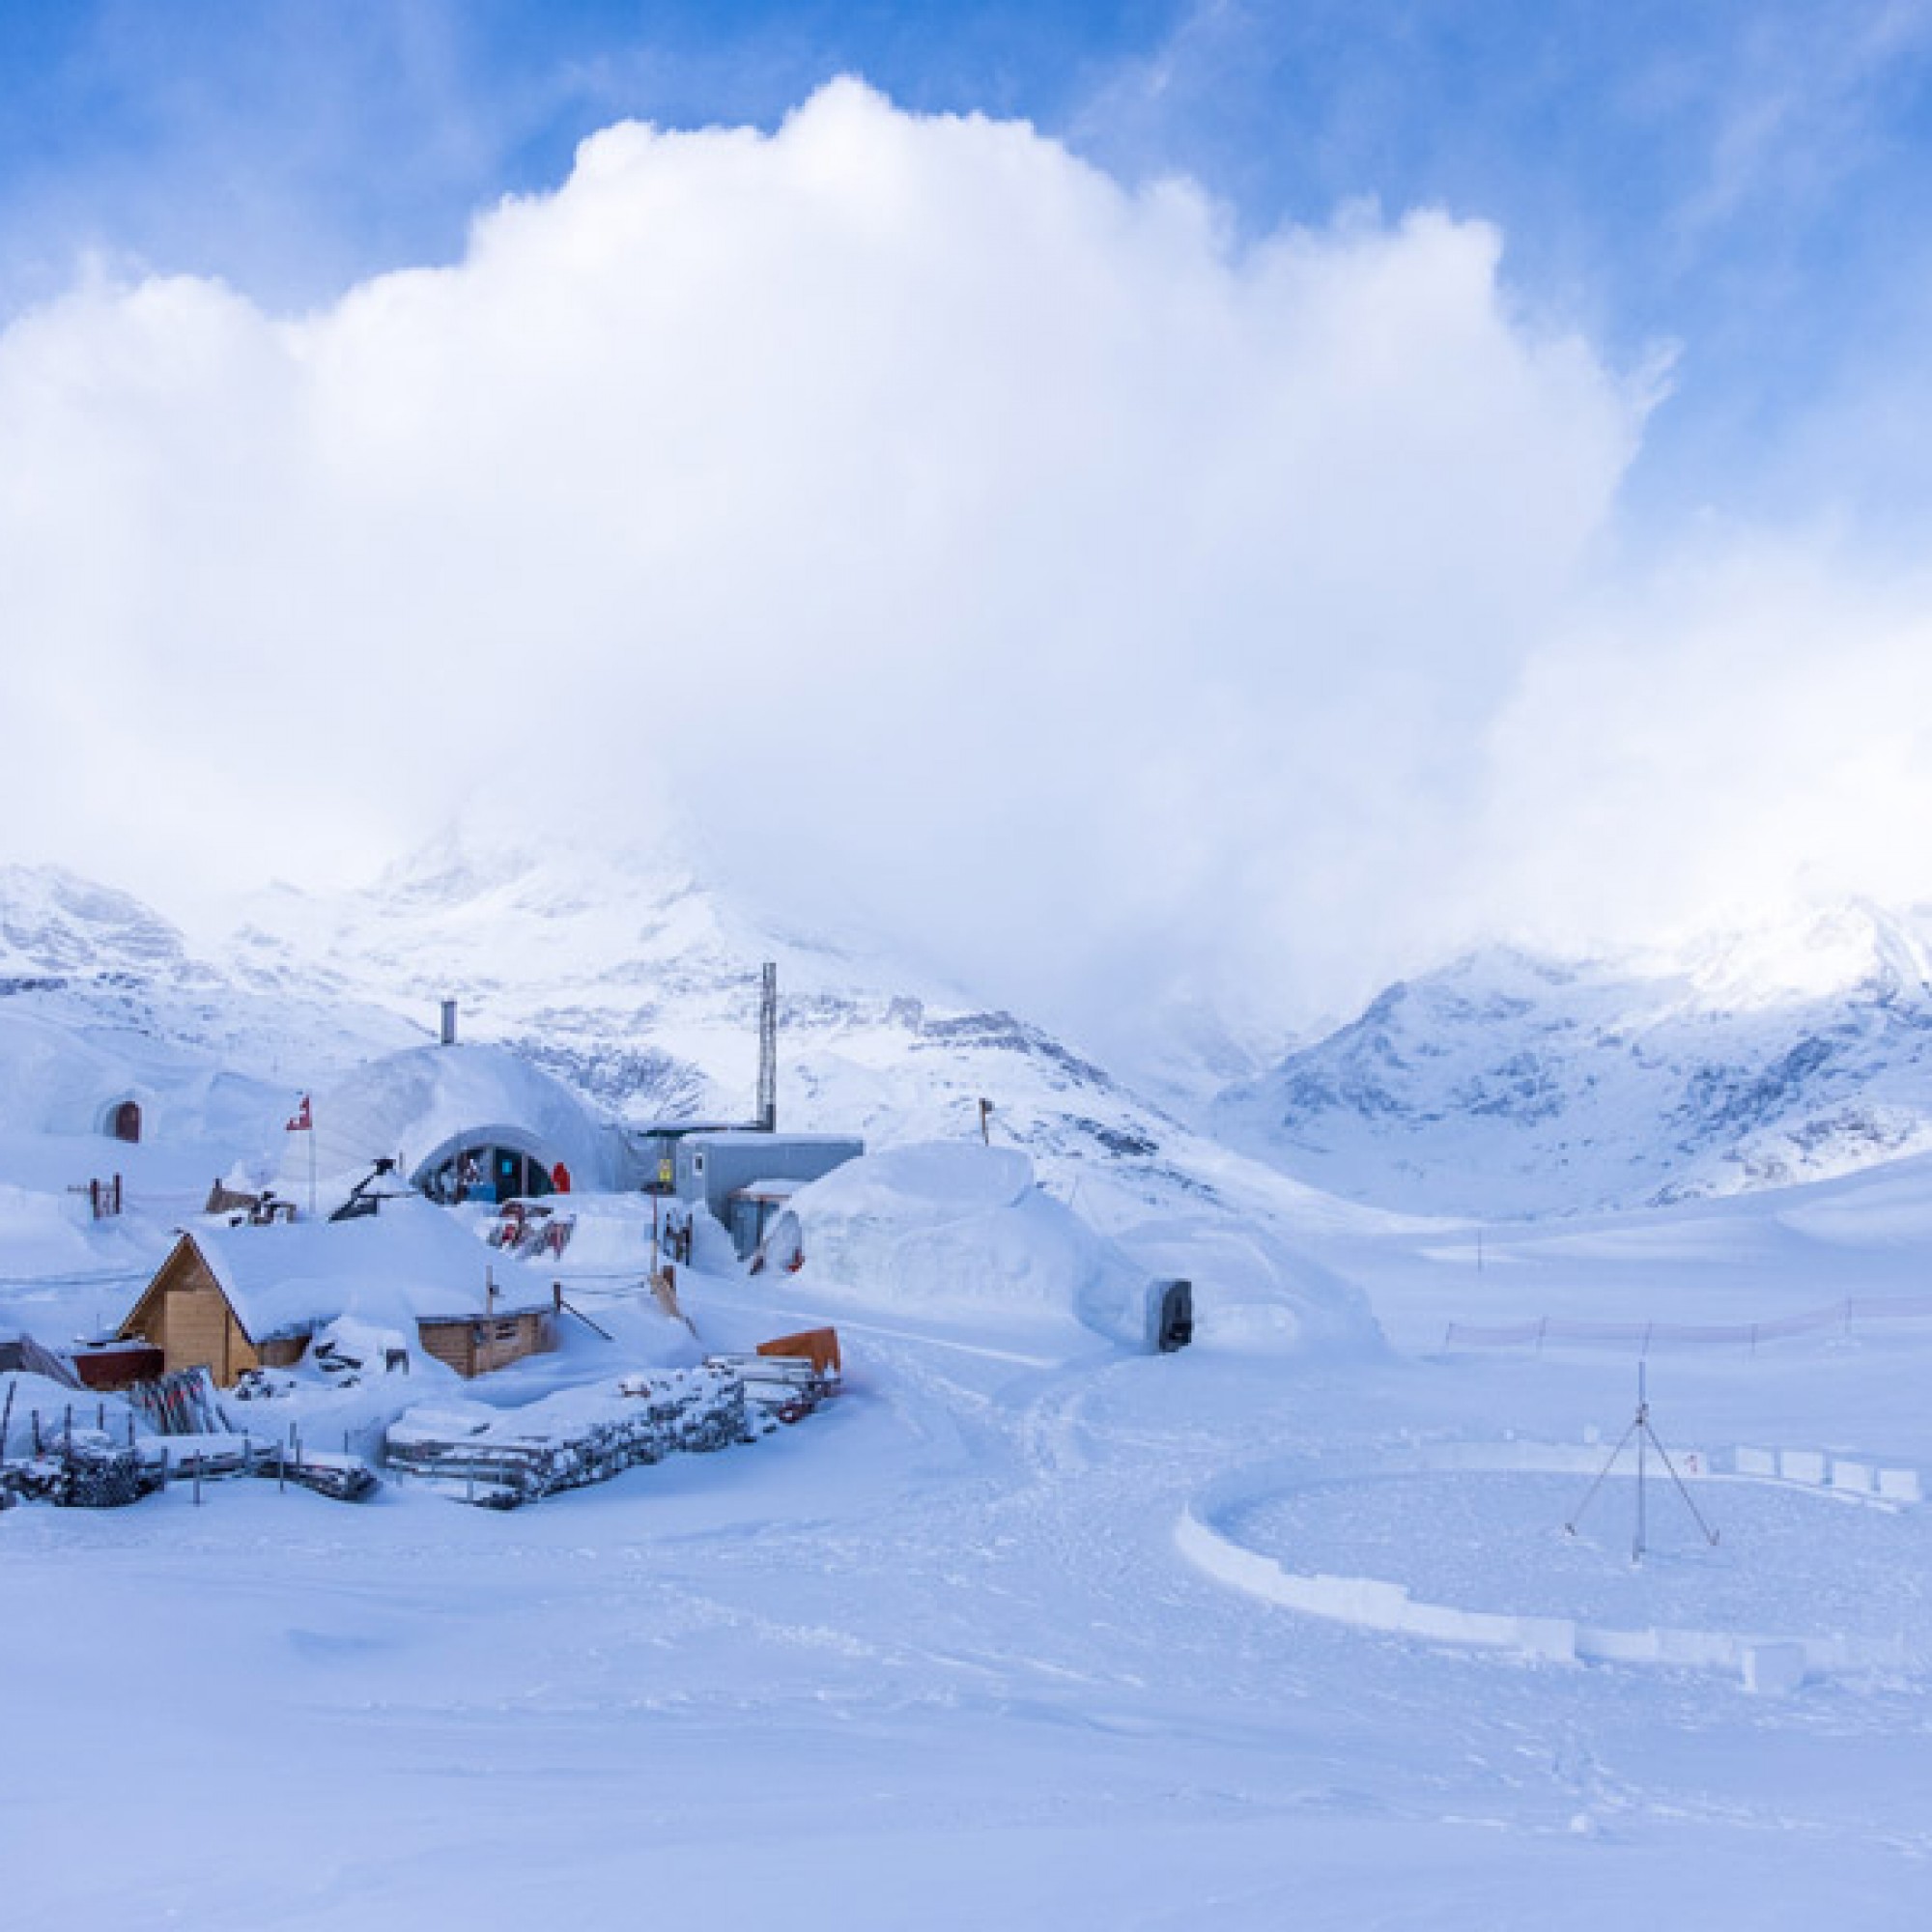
[1564,1363,1720,1564]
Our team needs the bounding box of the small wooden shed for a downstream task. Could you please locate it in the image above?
[119,1201,556,1387]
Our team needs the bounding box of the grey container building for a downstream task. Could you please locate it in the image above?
[674,1130,865,1258]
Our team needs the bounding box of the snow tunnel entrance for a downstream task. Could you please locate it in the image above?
[1155,1278,1193,1353]
[418,1138,557,1207]
[109,1100,142,1144]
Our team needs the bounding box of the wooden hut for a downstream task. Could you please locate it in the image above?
[119,1200,556,1386]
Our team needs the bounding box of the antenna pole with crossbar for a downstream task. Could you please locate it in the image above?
[1564,1362,1721,1564]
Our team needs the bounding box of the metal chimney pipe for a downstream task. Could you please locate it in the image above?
[756,963,778,1132]
[440,999,458,1047]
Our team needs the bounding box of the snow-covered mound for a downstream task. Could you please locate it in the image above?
[1217,902,1932,1219]
[1110,1214,1382,1356]
[0,1003,288,1151]
[541,1194,665,1274]
[777,1141,1147,1339]
[272,1041,616,1205]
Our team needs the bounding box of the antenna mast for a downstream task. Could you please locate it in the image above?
[756,961,779,1132]
[1564,1361,1720,1564]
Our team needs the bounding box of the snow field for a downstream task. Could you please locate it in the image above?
[5,938,1932,1923]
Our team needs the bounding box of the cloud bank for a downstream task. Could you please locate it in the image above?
[2,79,1909,1051]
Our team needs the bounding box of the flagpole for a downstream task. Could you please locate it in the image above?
[288,1095,316,1219]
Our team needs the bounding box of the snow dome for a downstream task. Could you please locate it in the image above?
[272,1042,613,1209]
[771,1141,1151,1339]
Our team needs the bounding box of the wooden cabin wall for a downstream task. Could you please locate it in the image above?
[163,1290,259,1384]
[415,1312,555,1379]
[123,1245,262,1385]
[417,1321,475,1378]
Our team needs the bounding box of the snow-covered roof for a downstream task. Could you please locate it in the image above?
[730,1178,805,1203]
[185,1197,554,1341]
[685,1130,860,1150]
[273,1041,612,1201]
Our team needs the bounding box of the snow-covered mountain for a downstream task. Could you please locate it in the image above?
[1216,901,1932,1219]
[23,845,1932,1236]
[0,844,1361,1242]
[225,831,1365,1233]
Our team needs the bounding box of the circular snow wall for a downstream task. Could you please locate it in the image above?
[1179,1442,1926,1685]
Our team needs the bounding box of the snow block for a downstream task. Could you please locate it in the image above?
[1734,1447,1777,1477]
[1400,1600,1516,1648]
[1312,1574,1410,1630]
[1583,1627,1662,1665]
[1515,1616,1577,1663]
[1830,1460,1874,1495]
[1878,1468,1923,1505]
[1742,1642,1806,1697]
[1779,1450,1827,1486]
[1654,1628,1732,1669]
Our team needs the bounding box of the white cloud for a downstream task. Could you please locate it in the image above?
[1478,540,1932,951]
[1,79,1674,1044]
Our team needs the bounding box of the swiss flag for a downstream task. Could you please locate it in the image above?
[286,1095,312,1132]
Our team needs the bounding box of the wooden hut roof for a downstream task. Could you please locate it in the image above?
[179,1198,554,1343]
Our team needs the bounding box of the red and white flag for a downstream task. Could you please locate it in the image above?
[286,1095,312,1132]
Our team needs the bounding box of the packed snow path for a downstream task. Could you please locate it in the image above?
[9,1247,1932,1928]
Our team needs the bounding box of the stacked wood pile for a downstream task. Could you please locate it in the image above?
[703,1352,836,1423]
[146,1434,380,1502]
[0,1443,159,1508]
[705,1327,843,1423]
[0,1411,161,1509]
[384,1365,758,1509]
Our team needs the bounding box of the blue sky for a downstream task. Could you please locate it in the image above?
[3,0,1931,533]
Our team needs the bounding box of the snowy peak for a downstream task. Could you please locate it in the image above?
[1217,904,1932,1218]
[1672,900,1932,1011]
